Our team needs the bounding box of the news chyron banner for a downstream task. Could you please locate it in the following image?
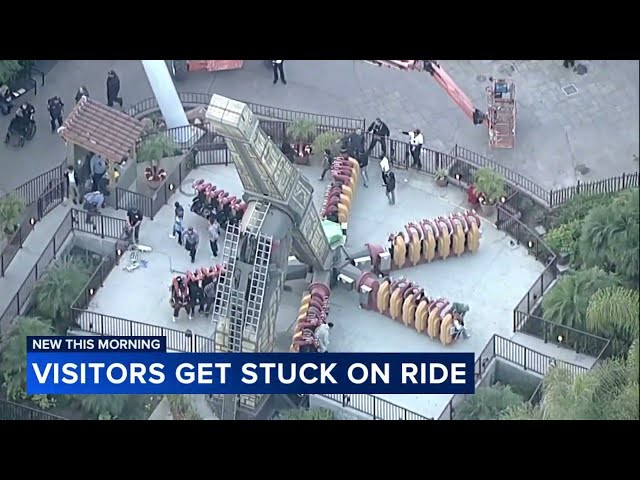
[26,336,475,395]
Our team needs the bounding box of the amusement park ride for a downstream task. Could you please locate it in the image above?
[144,60,481,420]
[366,60,517,149]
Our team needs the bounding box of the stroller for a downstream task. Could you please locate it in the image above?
[5,114,36,147]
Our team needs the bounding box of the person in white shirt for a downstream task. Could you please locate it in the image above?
[315,322,334,353]
[65,165,79,204]
[272,60,287,85]
[401,128,424,168]
[379,155,390,186]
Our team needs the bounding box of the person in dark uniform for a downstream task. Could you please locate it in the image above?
[272,60,287,85]
[126,207,143,244]
[47,96,64,133]
[366,117,390,156]
[563,61,575,69]
[106,71,123,107]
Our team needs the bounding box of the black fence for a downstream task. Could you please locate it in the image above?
[70,310,217,353]
[0,210,73,335]
[126,93,366,132]
[437,334,589,420]
[318,393,432,420]
[0,209,127,336]
[0,398,66,420]
[1,164,67,276]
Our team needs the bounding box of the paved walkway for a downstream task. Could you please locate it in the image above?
[1,60,637,194]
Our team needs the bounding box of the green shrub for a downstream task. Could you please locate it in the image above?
[546,193,614,229]
[33,256,92,333]
[456,384,524,420]
[545,219,582,260]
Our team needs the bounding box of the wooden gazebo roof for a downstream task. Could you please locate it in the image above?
[58,97,145,162]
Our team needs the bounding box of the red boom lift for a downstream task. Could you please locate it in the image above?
[365,60,516,149]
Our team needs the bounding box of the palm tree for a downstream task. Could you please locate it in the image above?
[0,193,25,237]
[456,384,523,420]
[74,394,128,419]
[542,267,620,334]
[579,188,639,286]
[280,408,336,420]
[286,119,317,164]
[586,286,639,353]
[0,317,54,399]
[312,131,342,156]
[33,256,92,333]
[136,134,179,184]
[502,342,639,420]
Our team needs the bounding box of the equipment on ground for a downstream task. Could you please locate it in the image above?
[167,61,244,81]
[365,60,517,149]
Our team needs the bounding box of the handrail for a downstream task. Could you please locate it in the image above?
[0,398,66,420]
[318,393,432,420]
[437,334,589,419]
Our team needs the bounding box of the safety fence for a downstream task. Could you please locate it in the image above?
[1,163,66,276]
[318,393,432,420]
[0,209,127,336]
[0,398,66,420]
[126,92,366,132]
[437,334,589,420]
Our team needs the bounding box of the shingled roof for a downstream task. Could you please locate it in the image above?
[59,97,145,162]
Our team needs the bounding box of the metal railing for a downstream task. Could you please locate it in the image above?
[318,393,432,420]
[0,399,66,420]
[1,167,67,276]
[0,210,73,335]
[70,310,217,353]
[0,208,127,336]
[513,311,611,358]
[548,172,639,207]
[126,93,366,132]
[437,334,589,420]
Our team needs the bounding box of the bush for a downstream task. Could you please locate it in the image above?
[473,168,505,204]
[167,395,202,420]
[546,193,614,229]
[0,60,23,84]
[0,194,26,238]
[312,131,342,156]
[33,256,92,333]
[456,384,524,420]
[0,317,55,400]
[545,219,582,260]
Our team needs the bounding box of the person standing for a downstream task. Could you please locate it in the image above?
[89,154,108,192]
[208,216,220,258]
[202,279,217,315]
[319,148,334,180]
[402,128,423,168]
[315,322,334,353]
[47,96,64,133]
[126,207,144,244]
[170,201,185,245]
[338,128,365,158]
[366,117,390,156]
[380,155,390,186]
[75,86,89,104]
[106,70,123,107]
[65,165,79,204]
[272,60,287,85]
[385,170,396,205]
[357,149,370,188]
[183,226,199,263]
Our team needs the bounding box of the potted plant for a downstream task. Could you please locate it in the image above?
[286,119,317,165]
[136,134,179,188]
[435,168,449,187]
[0,193,25,238]
[312,131,342,160]
[473,167,506,217]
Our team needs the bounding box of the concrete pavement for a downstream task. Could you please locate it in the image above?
[1,60,637,194]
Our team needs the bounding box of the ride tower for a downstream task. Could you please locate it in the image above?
[206,95,335,419]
